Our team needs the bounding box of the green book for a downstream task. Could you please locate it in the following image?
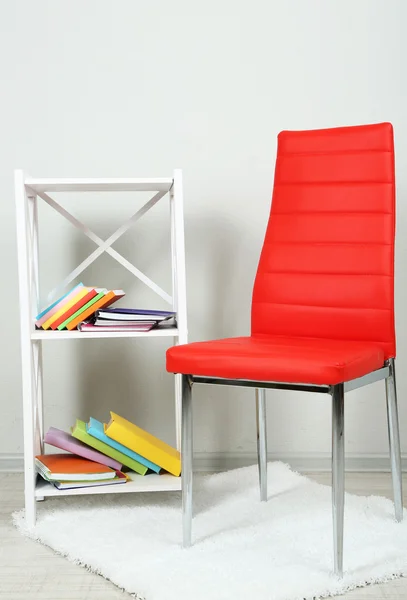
[71,420,148,475]
[58,290,106,330]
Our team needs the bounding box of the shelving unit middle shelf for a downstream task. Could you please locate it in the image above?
[31,328,180,340]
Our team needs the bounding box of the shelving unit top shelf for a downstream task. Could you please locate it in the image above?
[25,177,173,193]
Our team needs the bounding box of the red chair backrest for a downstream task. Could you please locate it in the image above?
[251,123,396,359]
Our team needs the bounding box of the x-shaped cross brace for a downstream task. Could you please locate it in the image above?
[32,189,172,306]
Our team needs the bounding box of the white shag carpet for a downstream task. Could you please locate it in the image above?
[13,462,407,600]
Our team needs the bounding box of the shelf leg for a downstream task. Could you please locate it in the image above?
[19,340,37,526]
[170,173,188,453]
[33,341,44,455]
[15,171,37,528]
[24,422,37,523]
[22,343,37,527]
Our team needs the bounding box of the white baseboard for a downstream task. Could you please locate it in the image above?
[0,454,25,472]
[194,452,407,472]
[1,452,406,473]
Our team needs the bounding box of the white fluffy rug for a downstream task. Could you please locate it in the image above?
[13,462,407,600]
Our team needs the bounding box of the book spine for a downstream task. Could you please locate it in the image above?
[35,284,84,328]
[87,426,149,475]
[41,289,90,330]
[107,421,181,476]
[51,289,97,330]
[93,422,161,473]
[46,433,122,470]
[74,427,147,475]
[66,291,124,331]
[35,283,83,322]
[59,291,106,330]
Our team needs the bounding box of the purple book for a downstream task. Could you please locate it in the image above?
[96,308,175,322]
[44,427,122,470]
[100,308,175,316]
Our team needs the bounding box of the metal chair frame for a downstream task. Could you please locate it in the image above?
[180,358,403,577]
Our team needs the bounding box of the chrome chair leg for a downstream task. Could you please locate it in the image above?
[385,358,403,522]
[332,383,345,578]
[255,388,268,501]
[182,374,193,547]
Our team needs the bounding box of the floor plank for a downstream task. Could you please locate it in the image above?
[1,471,406,599]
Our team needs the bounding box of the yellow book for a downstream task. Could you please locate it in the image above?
[105,412,181,477]
[41,288,90,330]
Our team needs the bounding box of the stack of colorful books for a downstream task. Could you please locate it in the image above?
[37,412,181,490]
[79,308,176,332]
[35,283,125,331]
[35,454,127,490]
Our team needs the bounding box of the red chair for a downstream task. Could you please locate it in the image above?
[166,122,403,577]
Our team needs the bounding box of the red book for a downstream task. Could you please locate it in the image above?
[50,289,98,330]
[66,290,125,331]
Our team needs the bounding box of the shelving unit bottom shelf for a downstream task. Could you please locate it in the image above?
[35,472,182,497]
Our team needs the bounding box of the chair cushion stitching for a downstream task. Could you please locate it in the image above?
[252,301,391,311]
[257,270,391,277]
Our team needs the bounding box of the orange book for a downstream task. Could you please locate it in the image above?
[35,453,115,481]
[51,288,98,329]
[66,289,125,331]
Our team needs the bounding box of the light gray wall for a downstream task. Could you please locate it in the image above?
[1,0,406,468]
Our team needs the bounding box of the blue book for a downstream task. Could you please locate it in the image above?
[86,418,161,474]
[35,283,83,320]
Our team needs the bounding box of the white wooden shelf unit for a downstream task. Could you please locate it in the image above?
[15,171,187,526]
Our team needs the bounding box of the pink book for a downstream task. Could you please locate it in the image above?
[44,427,122,470]
[78,323,156,332]
[35,283,84,328]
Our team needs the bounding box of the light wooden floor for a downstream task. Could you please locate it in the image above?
[1,471,407,599]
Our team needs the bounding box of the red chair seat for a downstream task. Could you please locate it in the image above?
[166,336,384,385]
